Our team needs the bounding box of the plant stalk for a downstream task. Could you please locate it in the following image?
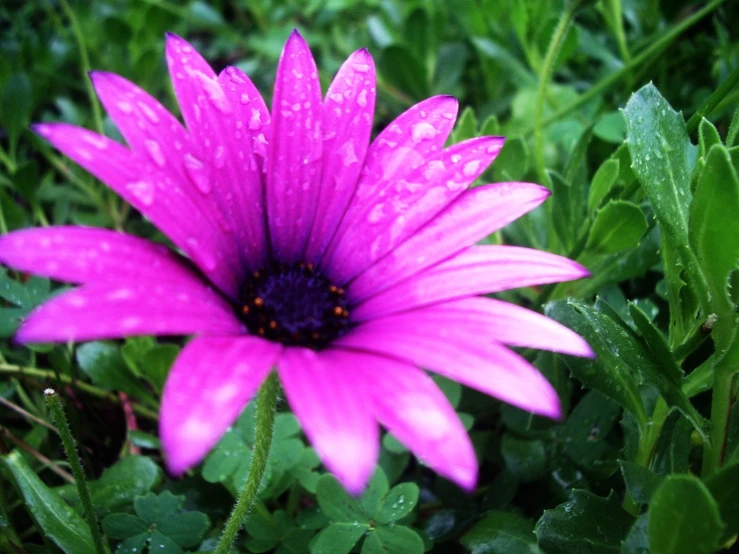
[215,372,279,554]
[44,389,106,554]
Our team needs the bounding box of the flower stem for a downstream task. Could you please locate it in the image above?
[215,372,279,554]
[703,363,736,477]
[44,389,107,554]
[533,1,579,188]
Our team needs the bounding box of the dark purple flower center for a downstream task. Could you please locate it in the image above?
[239,263,351,349]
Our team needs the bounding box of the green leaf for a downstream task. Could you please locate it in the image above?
[90,455,162,510]
[689,144,739,356]
[594,111,626,144]
[501,435,547,482]
[535,491,633,554]
[586,201,647,254]
[358,470,389,521]
[0,73,32,149]
[379,44,429,99]
[493,137,529,181]
[705,461,739,540]
[362,525,424,554]
[134,491,183,524]
[698,118,722,158]
[545,300,647,427]
[623,83,710,339]
[648,474,724,554]
[311,522,368,554]
[588,158,620,213]
[628,303,683,381]
[621,514,649,554]
[461,511,543,554]
[76,342,151,398]
[316,474,372,523]
[618,462,664,504]
[158,511,210,548]
[560,390,621,470]
[452,106,478,144]
[102,513,148,539]
[140,344,179,392]
[375,482,419,524]
[1,451,97,554]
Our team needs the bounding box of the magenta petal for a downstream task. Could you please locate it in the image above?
[348,182,551,300]
[327,136,505,284]
[160,336,280,475]
[322,95,459,276]
[0,227,202,286]
[165,35,268,269]
[337,349,477,490]
[375,297,594,357]
[32,123,241,298]
[304,49,376,264]
[354,245,589,320]
[266,31,323,263]
[16,282,241,344]
[277,347,378,494]
[337,326,561,419]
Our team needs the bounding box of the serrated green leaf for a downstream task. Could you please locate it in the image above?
[648,474,723,554]
[461,510,542,554]
[376,482,419,524]
[545,300,647,428]
[586,201,647,253]
[623,83,710,340]
[311,522,368,554]
[588,158,620,213]
[2,451,97,554]
[689,144,739,358]
[362,525,424,554]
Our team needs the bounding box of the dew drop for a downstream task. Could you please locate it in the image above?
[125,181,155,206]
[462,159,481,177]
[248,109,262,131]
[137,101,160,124]
[184,153,212,194]
[357,89,368,108]
[145,140,166,168]
[412,122,438,142]
[116,101,133,114]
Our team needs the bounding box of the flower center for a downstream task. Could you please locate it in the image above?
[239,263,351,349]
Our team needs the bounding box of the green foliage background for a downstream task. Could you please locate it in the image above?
[1,0,739,552]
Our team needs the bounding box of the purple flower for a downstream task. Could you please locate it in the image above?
[0,32,592,493]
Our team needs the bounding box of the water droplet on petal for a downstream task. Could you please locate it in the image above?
[145,140,166,168]
[463,159,481,177]
[357,89,368,108]
[412,122,438,142]
[184,153,211,194]
[125,181,155,206]
[137,101,160,124]
[353,63,370,73]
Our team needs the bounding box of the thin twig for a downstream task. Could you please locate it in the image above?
[0,427,75,484]
[0,396,57,433]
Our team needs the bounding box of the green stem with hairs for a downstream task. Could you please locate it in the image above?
[0,363,158,419]
[529,0,727,135]
[534,1,580,187]
[215,372,279,554]
[44,389,106,554]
